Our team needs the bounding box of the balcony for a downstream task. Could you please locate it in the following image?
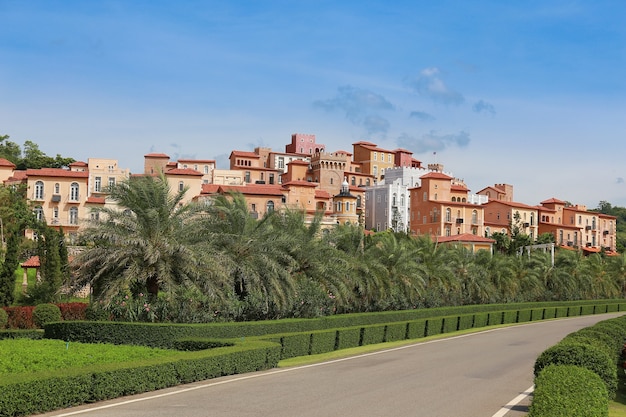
[585,226,592,231]
[603,230,609,235]
[456,218,464,224]
[51,194,61,203]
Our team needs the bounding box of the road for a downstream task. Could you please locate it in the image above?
[37,313,624,417]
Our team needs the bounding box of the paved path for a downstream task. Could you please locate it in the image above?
[36,313,624,417]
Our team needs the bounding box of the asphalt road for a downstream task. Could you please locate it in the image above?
[37,313,624,417]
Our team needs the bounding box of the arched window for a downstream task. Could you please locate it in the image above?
[351,176,356,186]
[70,182,79,201]
[34,181,44,200]
[178,181,184,192]
[356,196,362,208]
[400,194,405,206]
[54,183,60,194]
[472,210,478,224]
[346,202,351,212]
[392,193,397,206]
[266,200,275,213]
[485,226,491,236]
[445,208,451,222]
[69,207,78,225]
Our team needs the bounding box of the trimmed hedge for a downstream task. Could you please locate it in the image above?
[529,364,608,417]
[0,339,280,416]
[534,341,618,398]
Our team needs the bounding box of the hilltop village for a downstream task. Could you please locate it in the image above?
[0,133,617,255]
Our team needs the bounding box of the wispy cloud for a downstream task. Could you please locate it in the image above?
[617,177,624,184]
[473,100,496,116]
[397,130,470,153]
[404,67,464,105]
[314,85,394,136]
[409,111,435,122]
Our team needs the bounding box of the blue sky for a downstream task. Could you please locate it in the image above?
[1,0,625,207]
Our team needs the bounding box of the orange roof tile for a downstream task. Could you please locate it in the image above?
[315,190,331,199]
[25,168,89,178]
[230,150,259,158]
[220,184,284,196]
[0,158,16,168]
[421,171,452,180]
[166,168,204,176]
[21,256,40,268]
[86,196,106,204]
[282,180,318,187]
[144,153,170,158]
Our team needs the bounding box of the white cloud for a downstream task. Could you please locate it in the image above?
[404,67,465,105]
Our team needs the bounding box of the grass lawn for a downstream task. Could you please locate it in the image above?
[0,338,180,375]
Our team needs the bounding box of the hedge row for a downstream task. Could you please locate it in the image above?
[0,339,280,417]
[43,300,626,349]
[529,315,626,416]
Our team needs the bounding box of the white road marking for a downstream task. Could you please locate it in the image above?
[491,386,534,417]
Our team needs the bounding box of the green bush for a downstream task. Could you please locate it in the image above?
[529,364,608,417]
[0,308,7,329]
[534,342,617,398]
[33,303,62,328]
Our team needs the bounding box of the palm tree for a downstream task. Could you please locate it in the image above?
[201,192,298,318]
[73,174,223,304]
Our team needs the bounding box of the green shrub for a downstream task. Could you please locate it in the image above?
[529,364,608,417]
[33,303,62,328]
[0,308,7,329]
[534,342,617,398]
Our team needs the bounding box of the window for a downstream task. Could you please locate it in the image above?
[346,202,351,212]
[472,210,478,224]
[278,157,285,169]
[351,176,356,186]
[108,177,116,188]
[70,182,79,201]
[69,207,78,225]
[53,207,59,222]
[446,208,451,222]
[90,211,100,221]
[336,202,342,212]
[178,181,184,192]
[245,171,251,183]
[356,196,362,208]
[34,206,44,221]
[373,166,378,177]
[269,173,275,184]
[34,181,44,200]
[373,152,377,161]
[204,165,209,174]
[388,154,392,163]
[251,203,256,212]
[94,176,102,192]
[54,183,60,194]
[266,200,275,212]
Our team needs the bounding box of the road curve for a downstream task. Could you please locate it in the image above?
[36,313,624,417]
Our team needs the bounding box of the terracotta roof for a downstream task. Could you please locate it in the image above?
[436,233,495,244]
[166,168,204,176]
[144,153,170,158]
[230,150,259,158]
[200,184,221,194]
[541,197,567,205]
[583,246,601,253]
[86,196,106,204]
[25,168,89,178]
[393,148,413,154]
[315,189,331,199]
[451,184,468,191]
[421,171,452,180]
[288,159,310,165]
[70,161,88,167]
[21,256,40,268]
[6,171,27,181]
[0,158,16,168]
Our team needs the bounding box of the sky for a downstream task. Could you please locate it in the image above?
[1,0,625,208]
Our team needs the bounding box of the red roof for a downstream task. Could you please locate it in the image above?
[177,159,215,164]
[230,150,259,158]
[25,168,89,178]
[219,184,284,196]
[541,197,567,205]
[421,171,452,180]
[144,153,170,158]
[282,180,318,187]
[70,161,88,167]
[315,190,331,199]
[21,256,40,268]
[86,196,106,204]
[166,168,204,176]
[200,184,221,194]
[0,158,16,168]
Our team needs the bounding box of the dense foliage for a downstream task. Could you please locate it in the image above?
[70,175,626,323]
